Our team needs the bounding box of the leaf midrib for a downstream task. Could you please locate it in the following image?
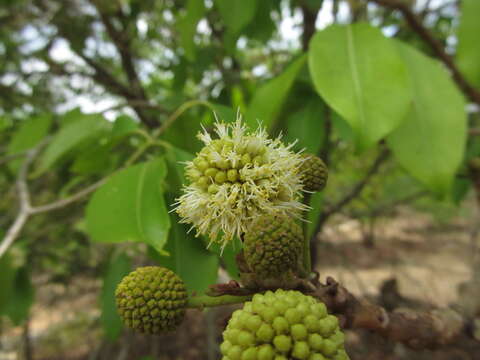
[346,25,366,136]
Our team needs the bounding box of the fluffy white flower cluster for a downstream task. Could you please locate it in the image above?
[174,116,308,249]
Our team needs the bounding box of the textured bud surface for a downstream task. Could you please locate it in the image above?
[115,266,188,335]
[174,117,309,249]
[300,154,328,192]
[220,289,349,360]
[244,215,303,277]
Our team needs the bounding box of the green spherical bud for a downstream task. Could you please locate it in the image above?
[115,266,187,335]
[208,184,220,194]
[304,314,320,332]
[292,341,310,359]
[273,316,290,334]
[273,334,292,352]
[309,354,327,360]
[197,176,209,189]
[195,158,210,172]
[227,169,239,182]
[257,344,275,360]
[217,158,230,170]
[205,167,219,178]
[241,153,252,167]
[241,347,258,360]
[243,214,303,278]
[321,339,337,356]
[256,323,275,342]
[246,315,263,332]
[291,324,308,340]
[238,330,255,347]
[308,333,324,351]
[299,154,328,192]
[228,345,243,360]
[220,340,232,355]
[215,171,227,184]
[285,308,302,325]
[311,303,327,319]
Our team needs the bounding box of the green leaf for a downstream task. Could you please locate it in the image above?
[100,254,131,341]
[3,267,34,325]
[451,177,471,205]
[308,23,412,150]
[165,146,193,193]
[7,115,52,171]
[35,113,110,175]
[0,117,11,131]
[207,237,242,281]
[70,143,111,175]
[111,115,138,138]
[178,0,206,61]
[457,0,480,89]
[284,98,325,155]
[86,158,171,254]
[150,212,219,295]
[0,254,16,313]
[243,0,276,42]
[215,0,257,49]
[245,55,307,130]
[387,42,467,195]
[307,192,324,240]
[211,104,236,123]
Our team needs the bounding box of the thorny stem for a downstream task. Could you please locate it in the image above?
[187,294,252,309]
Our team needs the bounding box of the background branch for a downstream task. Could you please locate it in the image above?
[369,0,480,105]
[0,143,42,258]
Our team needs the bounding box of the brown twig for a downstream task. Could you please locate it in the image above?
[94,5,158,128]
[370,0,480,105]
[314,276,467,349]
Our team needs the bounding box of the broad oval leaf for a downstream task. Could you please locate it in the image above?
[308,23,412,150]
[387,42,467,195]
[86,158,171,254]
[457,0,480,89]
[245,55,307,130]
[35,113,110,175]
[284,97,325,155]
[7,114,52,171]
[100,254,131,341]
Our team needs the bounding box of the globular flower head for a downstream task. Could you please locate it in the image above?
[174,115,308,249]
[243,214,303,278]
[220,289,350,360]
[299,154,328,192]
[115,266,188,335]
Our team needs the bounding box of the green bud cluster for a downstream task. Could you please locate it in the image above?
[220,289,349,360]
[299,155,328,192]
[187,138,268,193]
[115,266,188,335]
[243,215,303,278]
